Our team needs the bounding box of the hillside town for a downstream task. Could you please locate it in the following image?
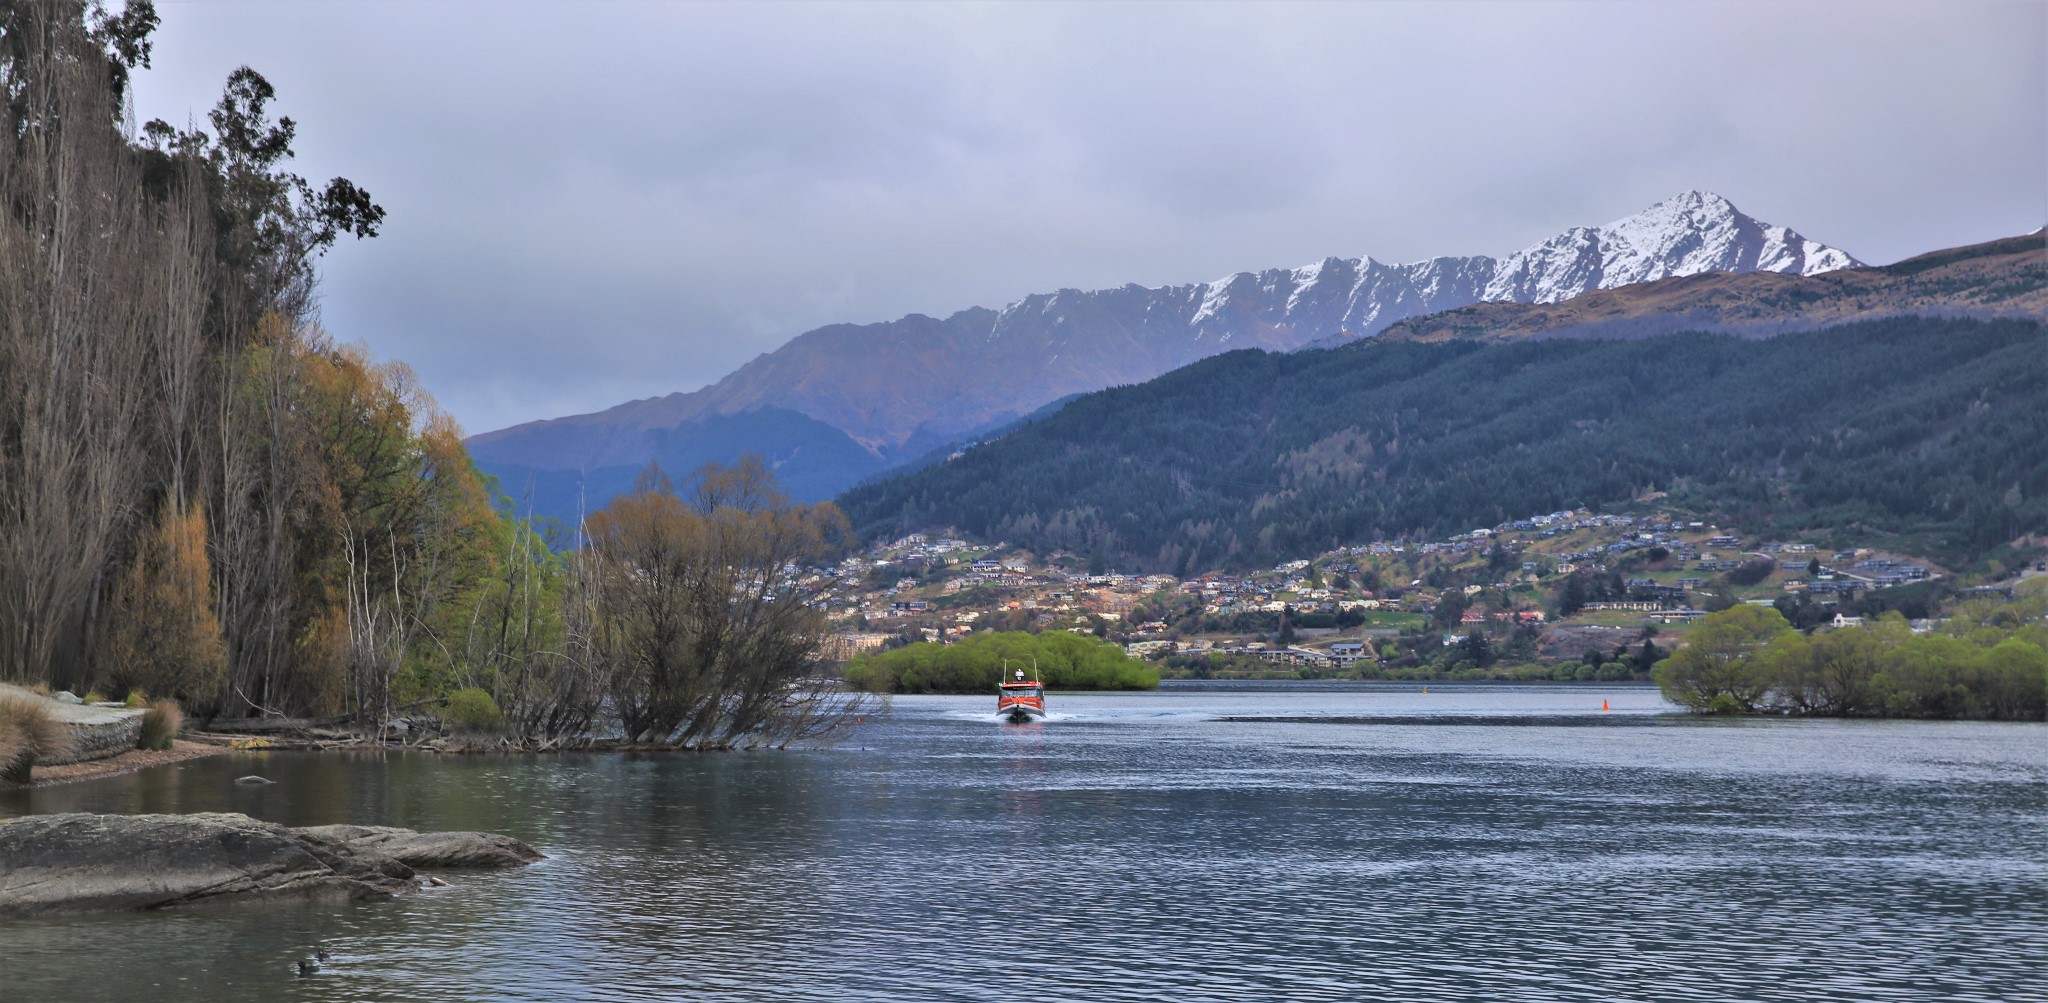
[811,507,2030,679]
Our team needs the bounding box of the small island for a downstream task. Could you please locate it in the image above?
[841,630,1158,694]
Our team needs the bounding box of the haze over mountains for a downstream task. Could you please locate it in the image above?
[469,191,1862,522]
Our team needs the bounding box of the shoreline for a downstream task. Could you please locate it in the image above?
[23,740,229,787]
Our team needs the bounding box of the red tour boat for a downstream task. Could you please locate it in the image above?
[997,665,1046,724]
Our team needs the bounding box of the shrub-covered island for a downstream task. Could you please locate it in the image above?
[843,631,1158,694]
[1653,585,2047,719]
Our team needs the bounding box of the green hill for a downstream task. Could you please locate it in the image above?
[837,316,2047,571]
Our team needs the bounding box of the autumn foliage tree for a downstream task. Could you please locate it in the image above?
[97,501,227,703]
[577,457,866,747]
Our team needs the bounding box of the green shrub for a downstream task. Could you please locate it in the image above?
[0,693,73,784]
[138,698,184,751]
[843,631,1158,694]
[441,688,504,732]
[124,690,147,709]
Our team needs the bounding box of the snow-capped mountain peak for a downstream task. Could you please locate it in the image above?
[1151,191,1862,338]
[1482,190,1861,303]
[471,191,1868,511]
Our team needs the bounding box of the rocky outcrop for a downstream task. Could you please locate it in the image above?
[0,812,542,917]
[294,823,545,869]
[49,711,144,765]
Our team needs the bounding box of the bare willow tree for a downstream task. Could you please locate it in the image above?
[577,457,870,748]
[0,1,185,687]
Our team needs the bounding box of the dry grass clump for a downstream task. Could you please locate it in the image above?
[0,693,74,784]
[0,716,19,780]
[138,698,184,751]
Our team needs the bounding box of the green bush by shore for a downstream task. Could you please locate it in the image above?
[842,631,1158,694]
[1653,587,2048,720]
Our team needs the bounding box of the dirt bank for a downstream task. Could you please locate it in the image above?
[24,740,227,786]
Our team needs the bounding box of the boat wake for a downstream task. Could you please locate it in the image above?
[946,709,1205,725]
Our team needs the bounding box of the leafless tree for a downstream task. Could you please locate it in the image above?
[0,3,176,686]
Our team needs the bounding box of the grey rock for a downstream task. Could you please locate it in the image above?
[293,823,544,869]
[234,775,275,785]
[0,812,414,916]
[52,691,82,704]
[0,812,540,917]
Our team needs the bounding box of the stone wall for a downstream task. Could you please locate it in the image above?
[0,684,147,765]
[46,711,145,766]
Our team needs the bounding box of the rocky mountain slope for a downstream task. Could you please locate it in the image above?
[1373,233,2044,344]
[470,191,1861,515]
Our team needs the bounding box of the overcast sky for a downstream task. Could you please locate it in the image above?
[133,1,2046,434]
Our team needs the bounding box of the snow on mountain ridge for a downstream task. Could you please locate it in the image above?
[471,191,1863,479]
[1104,190,1861,336]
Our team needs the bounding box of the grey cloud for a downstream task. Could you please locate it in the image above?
[131,1,2045,435]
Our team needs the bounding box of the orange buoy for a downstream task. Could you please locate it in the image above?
[1601,700,1610,712]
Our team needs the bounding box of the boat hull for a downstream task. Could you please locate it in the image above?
[1001,702,1045,724]
[997,679,1046,723]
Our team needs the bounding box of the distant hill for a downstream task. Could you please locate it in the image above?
[835,316,2047,571]
[1369,232,2044,344]
[470,191,1860,521]
[478,406,887,527]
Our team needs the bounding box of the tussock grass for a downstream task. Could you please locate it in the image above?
[139,698,184,750]
[0,693,74,784]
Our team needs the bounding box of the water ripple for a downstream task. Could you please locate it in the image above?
[2,683,2043,1002]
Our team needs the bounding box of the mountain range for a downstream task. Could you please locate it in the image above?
[837,314,2047,572]
[469,191,1863,522]
[1374,233,2044,344]
[835,229,2043,570]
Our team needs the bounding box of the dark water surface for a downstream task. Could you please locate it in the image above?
[2,682,2043,1002]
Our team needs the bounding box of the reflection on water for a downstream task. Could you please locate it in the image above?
[2,682,2043,1002]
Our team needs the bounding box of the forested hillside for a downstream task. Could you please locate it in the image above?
[838,317,2047,571]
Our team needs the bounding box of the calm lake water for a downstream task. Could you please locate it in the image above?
[2,682,2044,1002]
